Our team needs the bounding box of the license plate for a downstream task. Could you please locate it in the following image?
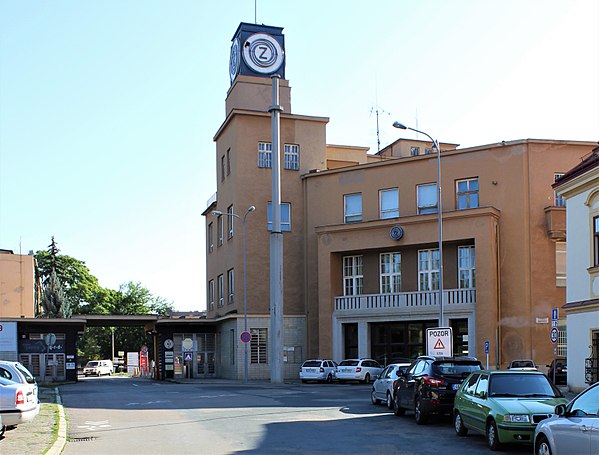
[452,384,460,390]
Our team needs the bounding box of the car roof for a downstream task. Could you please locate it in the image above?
[416,355,479,362]
[475,369,545,375]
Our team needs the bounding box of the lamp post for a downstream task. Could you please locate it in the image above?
[212,206,255,383]
[393,121,444,327]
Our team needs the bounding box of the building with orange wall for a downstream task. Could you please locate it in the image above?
[0,249,41,318]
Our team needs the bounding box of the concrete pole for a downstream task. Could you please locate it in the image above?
[269,75,284,383]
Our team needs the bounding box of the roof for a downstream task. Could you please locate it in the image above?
[553,146,599,189]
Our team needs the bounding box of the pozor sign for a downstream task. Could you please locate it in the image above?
[426,327,453,357]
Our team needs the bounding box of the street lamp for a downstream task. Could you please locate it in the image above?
[211,205,255,383]
[393,121,444,327]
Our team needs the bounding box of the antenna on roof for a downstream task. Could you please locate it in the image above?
[370,82,390,153]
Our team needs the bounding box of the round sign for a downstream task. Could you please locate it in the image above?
[550,327,559,344]
[242,33,284,74]
[229,37,241,83]
[141,345,148,353]
[44,333,57,347]
[240,331,252,343]
[182,338,193,351]
[390,226,404,241]
[164,339,174,350]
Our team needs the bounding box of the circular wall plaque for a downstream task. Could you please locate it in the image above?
[390,226,404,241]
[164,339,174,349]
[242,33,284,74]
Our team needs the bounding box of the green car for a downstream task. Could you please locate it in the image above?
[453,370,568,451]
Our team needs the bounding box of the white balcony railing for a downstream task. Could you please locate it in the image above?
[335,288,476,312]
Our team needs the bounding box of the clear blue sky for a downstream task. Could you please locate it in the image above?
[1,1,597,311]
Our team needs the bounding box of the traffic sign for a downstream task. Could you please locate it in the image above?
[551,308,559,321]
[484,340,490,354]
[550,327,559,344]
[184,352,193,361]
[240,331,252,343]
[426,327,453,357]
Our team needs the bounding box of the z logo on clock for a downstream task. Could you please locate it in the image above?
[243,33,284,74]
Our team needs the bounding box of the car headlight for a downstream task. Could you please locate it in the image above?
[503,414,530,423]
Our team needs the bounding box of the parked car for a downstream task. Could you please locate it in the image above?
[508,359,537,370]
[336,359,383,383]
[534,380,599,455]
[371,362,411,408]
[393,355,482,424]
[0,361,38,397]
[0,376,39,436]
[83,360,113,376]
[453,370,568,451]
[299,359,337,383]
[546,358,567,385]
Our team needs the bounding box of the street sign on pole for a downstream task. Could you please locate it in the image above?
[484,340,490,370]
[240,331,252,343]
[426,327,453,357]
[550,327,559,344]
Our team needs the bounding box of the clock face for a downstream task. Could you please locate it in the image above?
[229,38,240,83]
[242,33,284,74]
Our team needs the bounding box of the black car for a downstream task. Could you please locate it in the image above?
[546,358,567,385]
[392,355,482,424]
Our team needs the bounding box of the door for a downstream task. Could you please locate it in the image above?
[401,360,425,408]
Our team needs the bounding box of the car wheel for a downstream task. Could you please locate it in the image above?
[326,373,333,384]
[486,419,502,451]
[371,388,380,405]
[454,411,468,436]
[393,393,405,416]
[386,392,393,409]
[414,397,428,425]
[536,436,552,455]
[363,373,371,384]
[0,425,5,437]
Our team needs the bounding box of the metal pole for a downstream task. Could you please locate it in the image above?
[242,214,248,385]
[269,74,284,383]
[434,138,444,327]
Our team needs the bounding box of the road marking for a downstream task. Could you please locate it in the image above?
[77,420,111,431]
[126,400,172,406]
[131,383,139,387]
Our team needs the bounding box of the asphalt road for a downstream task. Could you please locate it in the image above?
[59,376,532,455]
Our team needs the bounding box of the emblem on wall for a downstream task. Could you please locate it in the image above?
[390,226,405,241]
[242,33,284,74]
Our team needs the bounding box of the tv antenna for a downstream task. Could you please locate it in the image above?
[370,104,390,153]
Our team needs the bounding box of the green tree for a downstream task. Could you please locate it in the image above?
[39,237,71,318]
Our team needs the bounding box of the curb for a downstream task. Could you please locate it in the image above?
[45,387,67,455]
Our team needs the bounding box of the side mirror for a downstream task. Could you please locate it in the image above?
[554,404,567,416]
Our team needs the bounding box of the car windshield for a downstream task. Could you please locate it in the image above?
[339,360,359,366]
[489,374,560,397]
[15,363,36,384]
[86,361,99,367]
[432,361,481,377]
[511,361,535,368]
[302,361,321,367]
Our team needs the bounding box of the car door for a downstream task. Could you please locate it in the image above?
[552,384,599,454]
[457,373,481,429]
[401,360,426,408]
[469,373,490,434]
[374,366,390,399]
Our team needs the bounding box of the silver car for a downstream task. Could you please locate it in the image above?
[0,376,39,436]
[336,359,383,384]
[299,359,337,383]
[534,381,599,455]
[371,363,411,408]
[0,361,37,397]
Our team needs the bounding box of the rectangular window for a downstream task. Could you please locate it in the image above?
[208,280,214,311]
[594,216,599,267]
[556,242,566,287]
[218,274,224,307]
[250,328,268,364]
[458,246,476,288]
[554,173,565,207]
[380,253,401,293]
[344,193,362,223]
[417,184,437,214]
[284,144,299,170]
[425,148,433,155]
[267,202,291,232]
[258,142,272,168]
[208,222,214,253]
[380,188,399,219]
[343,255,363,296]
[418,249,440,291]
[217,216,224,246]
[226,149,231,176]
[227,268,234,304]
[456,178,479,210]
[410,147,420,156]
[221,155,225,181]
[227,205,234,238]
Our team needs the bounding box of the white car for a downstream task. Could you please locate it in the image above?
[371,363,411,408]
[83,360,113,376]
[299,359,337,383]
[336,359,383,383]
[0,376,39,436]
[0,361,38,397]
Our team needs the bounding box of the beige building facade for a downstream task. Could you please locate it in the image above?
[0,249,41,318]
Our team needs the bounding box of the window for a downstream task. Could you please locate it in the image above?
[458,246,476,288]
[217,215,223,246]
[594,216,599,267]
[227,268,234,304]
[474,374,489,398]
[250,328,268,364]
[208,222,214,253]
[258,142,272,168]
[554,173,565,207]
[284,144,299,170]
[417,184,437,214]
[227,205,234,238]
[556,242,566,287]
[344,193,362,223]
[221,155,225,181]
[208,280,214,311]
[380,188,399,219]
[267,202,291,231]
[410,147,420,156]
[425,148,433,155]
[343,255,363,296]
[226,149,231,176]
[418,249,440,291]
[218,274,224,307]
[456,178,479,210]
[380,253,401,293]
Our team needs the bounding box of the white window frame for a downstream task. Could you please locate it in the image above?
[410,146,420,156]
[267,202,291,232]
[250,328,268,364]
[343,255,363,296]
[284,144,299,170]
[217,215,224,246]
[208,222,214,253]
[344,193,362,223]
[418,249,440,291]
[208,279,214,311]
[380,252,401,293]
[380,188,399,219]
[554,173,565,207]
[258,142,272,168]
[227,205,234,238]
[456,178,479,210]
[417,183,437,215]
[227,268,234,304]
[458,246,476,289]
[218,274,224,307]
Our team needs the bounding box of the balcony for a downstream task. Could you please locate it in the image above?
[334,288,476,317]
